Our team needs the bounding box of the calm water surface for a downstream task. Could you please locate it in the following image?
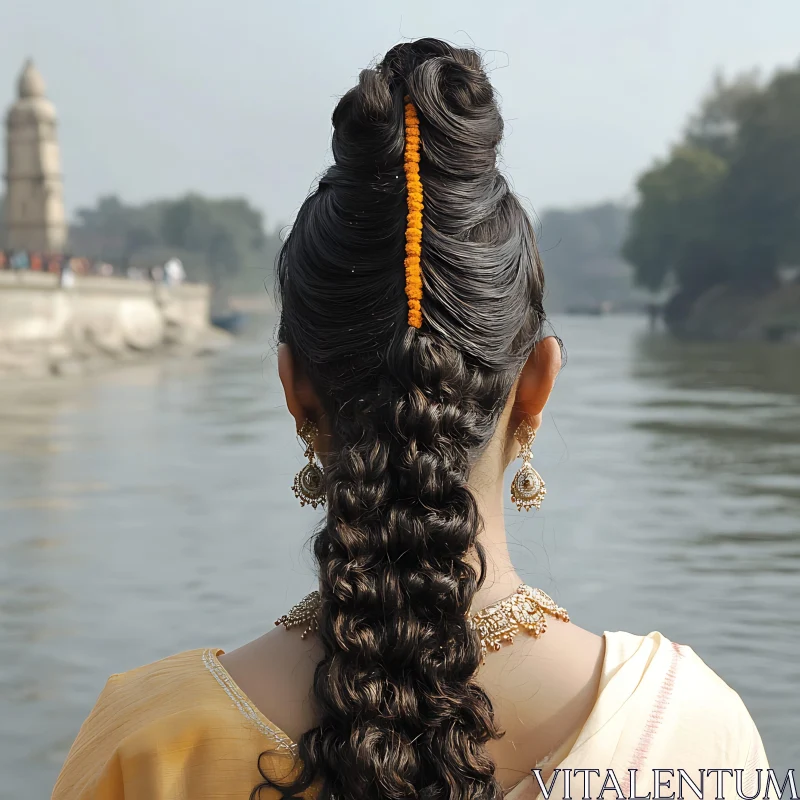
[1,315,798,799]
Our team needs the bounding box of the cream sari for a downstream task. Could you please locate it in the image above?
[508,631,769,800]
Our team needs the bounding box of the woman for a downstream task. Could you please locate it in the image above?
[53,39,768,800]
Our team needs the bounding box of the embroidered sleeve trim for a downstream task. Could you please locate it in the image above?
[201,648,297,754]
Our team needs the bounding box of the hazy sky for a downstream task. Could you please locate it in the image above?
[3,1,799,227]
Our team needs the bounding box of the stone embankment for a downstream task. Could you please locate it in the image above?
[0,272,231,378]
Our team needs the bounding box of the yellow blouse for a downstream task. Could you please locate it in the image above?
[52,649,301,800]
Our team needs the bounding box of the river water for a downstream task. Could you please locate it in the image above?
[1,314,798,799]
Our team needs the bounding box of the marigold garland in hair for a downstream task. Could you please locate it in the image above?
[403,97,424,328]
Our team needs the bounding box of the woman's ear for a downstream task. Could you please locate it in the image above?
[511,336,562,431]
[278,343,324,431]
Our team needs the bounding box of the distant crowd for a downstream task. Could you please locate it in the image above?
[0,251,188,288]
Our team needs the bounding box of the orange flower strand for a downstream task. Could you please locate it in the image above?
[403,98,424,328]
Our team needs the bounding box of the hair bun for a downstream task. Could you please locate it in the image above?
[410,54,494,120]
[330,40,502,177]
[331,68,403,171]
[409,56,501,175]
[380,41,503,177]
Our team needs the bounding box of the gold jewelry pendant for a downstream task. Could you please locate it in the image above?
[275,590,320,639]
[292,420,325,509]
[472,585,569,662]
[510,419,546,511]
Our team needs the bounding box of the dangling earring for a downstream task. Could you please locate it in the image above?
[510,419,546,512]
[292,420,325,509]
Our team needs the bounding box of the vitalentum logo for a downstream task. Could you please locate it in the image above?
[530,768,798,800]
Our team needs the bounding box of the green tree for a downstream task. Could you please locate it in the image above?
[623,145,728,293]
[123,226,158,266]
[71,195,144,261]
[159,198,195,250]
[159,194,266,288]
[68,192,278,292]
[624,61,800,298]
[684,72,761,161]
[717,67,800,282]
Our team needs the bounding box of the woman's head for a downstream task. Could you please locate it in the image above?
[270,37,558,800]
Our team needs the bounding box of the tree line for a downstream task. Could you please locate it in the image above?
[0,189,636,311]
[536,203,637,312]
[65,194,284,294]
[623,61,800,314]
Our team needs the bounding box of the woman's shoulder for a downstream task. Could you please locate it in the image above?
[596,630,767,766]
[102,649,237,705]
[604,629,753,715]
[102,647,216,698]
[84,648,239,732]
[71,647,295,746]
[52,648,295,800]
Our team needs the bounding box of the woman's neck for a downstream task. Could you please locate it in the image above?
[469,457,526,612]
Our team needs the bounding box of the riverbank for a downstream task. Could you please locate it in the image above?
[666,282,800,342]
[0,271,232,378]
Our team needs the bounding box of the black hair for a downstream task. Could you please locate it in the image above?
[263,37,546,800]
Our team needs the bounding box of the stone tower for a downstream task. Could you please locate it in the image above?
[4,59,67,253]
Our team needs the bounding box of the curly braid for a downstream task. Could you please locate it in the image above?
[264,38,546,800]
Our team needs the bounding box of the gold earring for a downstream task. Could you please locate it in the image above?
[510,419,546,512]
[292,420,325,509]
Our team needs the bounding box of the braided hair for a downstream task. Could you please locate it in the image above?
[267,37,546,800]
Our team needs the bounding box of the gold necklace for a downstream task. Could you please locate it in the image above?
[276,584,569,662]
